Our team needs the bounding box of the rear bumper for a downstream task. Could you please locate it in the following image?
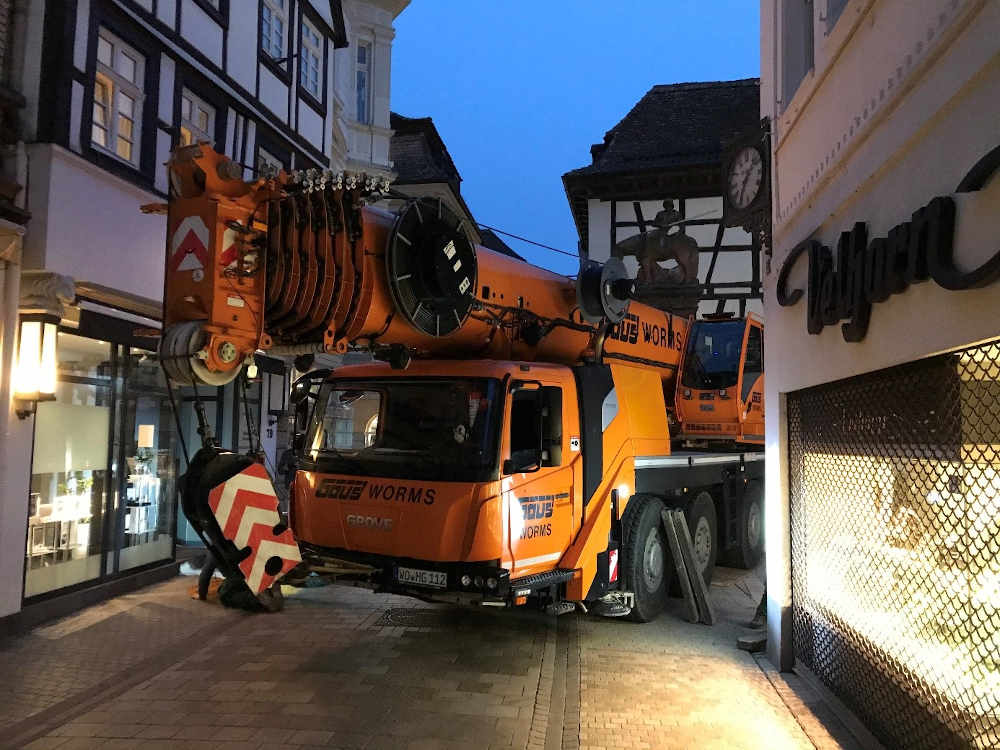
[298,542,511,601]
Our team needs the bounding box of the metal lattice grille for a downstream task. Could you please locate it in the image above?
[789,339,1000,750]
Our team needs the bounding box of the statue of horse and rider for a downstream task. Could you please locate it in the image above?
[613,200,700,286]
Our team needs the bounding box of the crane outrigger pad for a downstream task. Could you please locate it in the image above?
[180,447,302,596]
[207,463,302,593]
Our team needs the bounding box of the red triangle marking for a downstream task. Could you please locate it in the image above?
[169,229,210,272]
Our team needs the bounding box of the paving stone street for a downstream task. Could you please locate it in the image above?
[0,567,866,750]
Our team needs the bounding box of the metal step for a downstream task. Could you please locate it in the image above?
[510,568,575,595]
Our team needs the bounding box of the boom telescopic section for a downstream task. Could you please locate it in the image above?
[158,144,687,386]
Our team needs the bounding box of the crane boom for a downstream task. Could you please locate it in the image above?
[158,144,685,387]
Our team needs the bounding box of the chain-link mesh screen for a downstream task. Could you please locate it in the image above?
[789,339,1000,750]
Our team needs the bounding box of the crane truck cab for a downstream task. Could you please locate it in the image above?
[287,355,762,621]
[675,313,765,445]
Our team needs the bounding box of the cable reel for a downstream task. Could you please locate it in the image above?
[385,196,478,338]
[576,258,634,324]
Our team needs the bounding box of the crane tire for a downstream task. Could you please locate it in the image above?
[724,481,763,570]
[685,491,718,586]
[621,494,670,623]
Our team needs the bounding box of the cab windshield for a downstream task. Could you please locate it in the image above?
[304,377,501,482]
[681,320,746,390]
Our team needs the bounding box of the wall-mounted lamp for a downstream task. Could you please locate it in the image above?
[14,313,59,419]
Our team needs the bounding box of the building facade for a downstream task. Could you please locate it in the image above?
[0,0,407,627]
[563,80,764,320]
[761,0,1000,746]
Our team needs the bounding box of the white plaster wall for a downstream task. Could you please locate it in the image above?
[586,196,760,317]
[24,145,167,303]
[157,0,177,28]
[259,67,289,123]
[338,0,398,175]
[179,0,224,68]
[226,1,257,94]
[73,0,90,72]
[297,102,324,151]
[760,0,1000,669]
[158,55,176,124]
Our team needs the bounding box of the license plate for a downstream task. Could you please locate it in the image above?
[396,567,447,589]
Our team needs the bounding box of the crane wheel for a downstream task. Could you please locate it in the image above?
[621,495,670,623]
[685,491,718,586]
[160,321,241,386]
[723,480,763,570]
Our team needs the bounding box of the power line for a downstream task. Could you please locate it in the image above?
[477,207,721,262]
[476,224,580,259]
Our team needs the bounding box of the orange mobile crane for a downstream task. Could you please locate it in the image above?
[159,145,764,620]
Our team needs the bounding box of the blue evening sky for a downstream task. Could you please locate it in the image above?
[391,1,760,276]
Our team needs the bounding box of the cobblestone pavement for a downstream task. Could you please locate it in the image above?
[1,567,868,750]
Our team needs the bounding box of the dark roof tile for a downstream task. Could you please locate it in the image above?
[565,78,760,178]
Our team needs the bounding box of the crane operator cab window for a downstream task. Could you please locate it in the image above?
[505,383,562,475]
[741,325,763,402]
[305,378,502,482]
[681,320,748,391]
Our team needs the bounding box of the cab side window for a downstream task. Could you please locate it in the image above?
[742,326,763,401]
[508,386,563,469]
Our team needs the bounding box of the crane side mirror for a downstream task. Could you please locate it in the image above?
[503,450,542,475]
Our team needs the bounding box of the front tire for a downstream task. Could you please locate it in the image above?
[622,495,670,622]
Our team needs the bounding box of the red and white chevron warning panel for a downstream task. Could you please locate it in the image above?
[207,463,302,594]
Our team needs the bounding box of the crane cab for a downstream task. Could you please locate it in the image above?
[674,313,764,446]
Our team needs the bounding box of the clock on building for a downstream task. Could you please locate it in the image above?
[721,121,771,246]
[727,146,764,210]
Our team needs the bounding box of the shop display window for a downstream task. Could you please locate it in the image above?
[25,334,111,597]
[23,326,182,600]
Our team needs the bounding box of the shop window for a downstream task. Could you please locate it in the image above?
[92,28,144,166]
[24,330,184,599]
[25,334,112,598]
[117,349,182,572]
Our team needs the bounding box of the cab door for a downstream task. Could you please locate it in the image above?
[501,377,580,578]
[737,319,764,444]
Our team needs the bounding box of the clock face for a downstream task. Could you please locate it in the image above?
[728,146,764,210]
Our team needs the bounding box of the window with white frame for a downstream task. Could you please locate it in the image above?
[261,0,287,60]
[179,89,215,146]
[299,18,323,98]
[355,41,371,124]
[93,29,144,165]
[257,146,284,177]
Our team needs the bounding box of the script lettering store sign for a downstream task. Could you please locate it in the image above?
[776,196,1000,342]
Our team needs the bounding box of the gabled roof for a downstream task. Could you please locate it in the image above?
[477,228,524,261]
[561,78,760,247]
[564,78,760,179]
[389,112,462,189]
